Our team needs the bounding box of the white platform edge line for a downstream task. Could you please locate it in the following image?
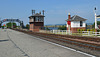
[34,37,96,57]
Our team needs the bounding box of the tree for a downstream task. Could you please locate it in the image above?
[2,26,4,29]
[58,25,66,30]
[45,27,50,30]
[6,22,17,28]
[92,21,100,28]
[26,24,29,29]
[13,23,17,28]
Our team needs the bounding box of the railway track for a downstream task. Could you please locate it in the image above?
[13,29,100,57]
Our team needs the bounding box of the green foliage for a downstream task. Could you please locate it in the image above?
[87,29,90,31]
[45,27,50,30]
[90,29,93,31]
[80,29,83,31]
[26,24,29,29]
[77,29,80,32]
[2,26,4,29]
[77,29,85,33]
[82,29,85,31]
[6,22,17,28]
[86,29,96,32]
[92,28,95,32]
[58,26,66,30]
[80,29,83,33]
[97,29,100,32]
[92,21,100,28]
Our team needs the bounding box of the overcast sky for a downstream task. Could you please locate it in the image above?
[0,0,100,25]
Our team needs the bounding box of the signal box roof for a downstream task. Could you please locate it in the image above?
[29,13,45,18]
[65,15,87,21]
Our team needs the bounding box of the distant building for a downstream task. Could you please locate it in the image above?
[65,13,87,33]
[97,15,100,18]
[29,10,45,32]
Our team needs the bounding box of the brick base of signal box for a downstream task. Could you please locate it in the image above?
[67,27,86,33]
[29,22,44,32]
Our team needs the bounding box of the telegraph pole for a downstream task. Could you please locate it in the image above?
[0,18,1,28]
[94,7,98,31]
[0,18,1,21]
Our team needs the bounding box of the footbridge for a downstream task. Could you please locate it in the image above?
[0,19,24,28]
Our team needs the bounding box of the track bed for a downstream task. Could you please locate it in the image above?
[13,29,100,57]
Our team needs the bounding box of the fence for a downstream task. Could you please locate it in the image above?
[92,32,100,36]
[52,30,72,35]
[82,31,100,36]
[39,30,53,33]
[40,30,100,36]
[39,30,72,35]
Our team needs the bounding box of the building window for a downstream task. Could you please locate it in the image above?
[35,17,38,22]
[30,18,34,22]
[80,21,83,27]
[35,17,43,22]
[39,17,43,22]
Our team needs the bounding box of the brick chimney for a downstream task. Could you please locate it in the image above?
[68,13,71,21]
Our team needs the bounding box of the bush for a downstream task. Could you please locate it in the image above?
[77,29,85,33]
[90,29,93,31]
[87,29,90,31]
[92,29,95,32]
[97,29,100,32]
[82,29,85,31]
[77,29,80,33]
[80,29,83,33]
[2,26,4,29]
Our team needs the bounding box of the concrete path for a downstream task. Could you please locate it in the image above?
[0,29,92,57]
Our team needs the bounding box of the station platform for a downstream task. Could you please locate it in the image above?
[0,29,93,57]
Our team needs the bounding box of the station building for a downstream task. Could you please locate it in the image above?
[29,10,45,32]
[65,13,87,33]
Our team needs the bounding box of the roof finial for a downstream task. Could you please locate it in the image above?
[68,13,71,21]
[68,13,70,15]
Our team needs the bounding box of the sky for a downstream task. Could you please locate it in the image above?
[0,0,100,25]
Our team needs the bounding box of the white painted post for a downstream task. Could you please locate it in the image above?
[58,30,59,34]
[62,30,63,34]
[88,31,90,36]
[66,30,67,34]
[68,25,70,34]
[94,7,98,35]
[53,30,54,33]
[95,13,97,29]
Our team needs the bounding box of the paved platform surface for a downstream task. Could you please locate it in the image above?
[0,29,92,57]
